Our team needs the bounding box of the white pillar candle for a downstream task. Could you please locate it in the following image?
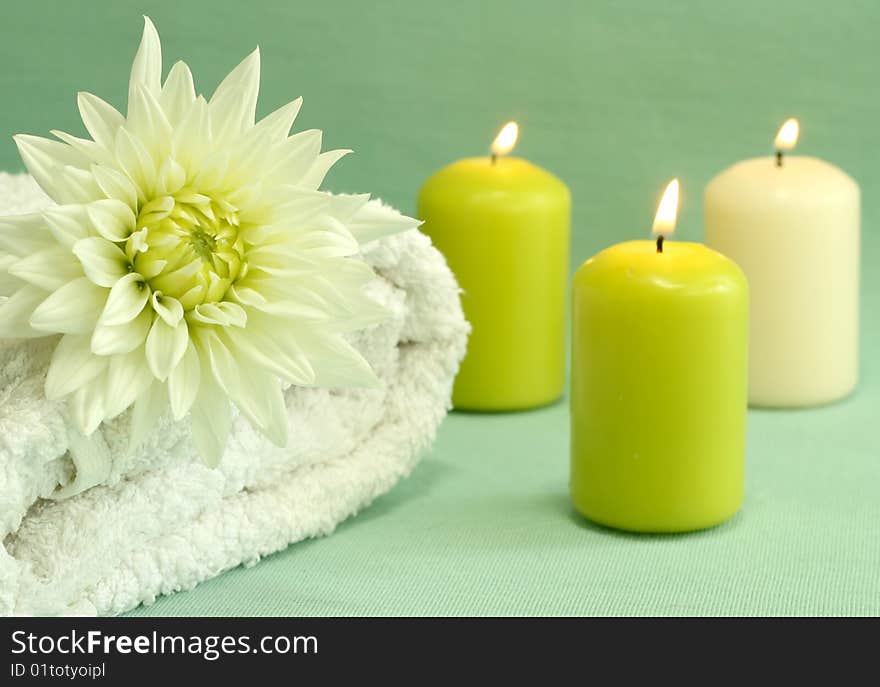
[704,119,860,407]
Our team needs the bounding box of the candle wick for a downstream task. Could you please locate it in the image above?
[490,153,498,166]
[656,235,664,253]
[775,150,783,167]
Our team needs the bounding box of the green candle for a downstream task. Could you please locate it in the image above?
[570,180,748,533]
[418,123,571,411]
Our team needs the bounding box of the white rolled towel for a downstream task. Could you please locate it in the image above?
[0,172,468,616]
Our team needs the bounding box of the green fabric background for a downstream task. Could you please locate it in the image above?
[1,0,877,615]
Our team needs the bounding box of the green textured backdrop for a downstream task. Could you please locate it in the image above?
[1,0,877,615]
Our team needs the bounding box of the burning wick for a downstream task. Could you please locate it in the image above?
[774,117,799,168]
[490,121,519,166]
[652,178,680,254]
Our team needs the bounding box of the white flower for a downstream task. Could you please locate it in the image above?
[0,17,417,465]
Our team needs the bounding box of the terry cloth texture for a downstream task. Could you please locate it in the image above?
[0,172,468,616]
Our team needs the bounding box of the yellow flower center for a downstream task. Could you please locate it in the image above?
[129,190,247,309]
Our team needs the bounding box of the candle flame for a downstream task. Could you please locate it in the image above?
[490,121,519,157]
[774,118,799,151]
[652,178,680,236]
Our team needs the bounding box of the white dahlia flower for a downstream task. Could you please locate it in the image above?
[0,17,417,465]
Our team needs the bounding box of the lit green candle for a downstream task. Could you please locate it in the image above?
[570,180,748,533]
[418,122,571,411]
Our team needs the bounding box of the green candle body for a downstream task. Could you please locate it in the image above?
[418,156,570,411]
[570,240,748,533]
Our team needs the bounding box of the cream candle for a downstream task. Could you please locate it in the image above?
[705,119,860,407]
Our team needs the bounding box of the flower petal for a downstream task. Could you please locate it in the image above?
[190,301,247,328]
[45,334,108,399]
[91,306,152,355]
[298,329,380,388]
[241,270,387,329]
[171,96,210,171]
[176,283,204,310]
[69,373,108,435]
[245,245,319,276]
[263,129,322,186]
[129,381,167,451]
[99,272,149,326]
[56,166,104,204]
[222,319,314,386]
[0,285,51,338]
[51,129,114,167]
[128,83,173,159]
[203,330,287,447]
[0,253,23,297]
[160,60,196,126]
[145,314,188,381]
[77,92,125,151]
[216,301,246,327]
[242,366,288,447]
[189,355,231,467]
[240,187,329,227]
[190,302,230,326]
[227,284,265,307]
[322,192,370,223]
[104,346,153,419]
[30,278,107,334]
[209,47,260,142]
[193,151,229,192]
[253,97,302,142]
[0,213,55,256]
[228,98,303,174]
[168,339,200,420]
[300,149,351,191]
[157,157,186,195]
[199,330,239,395]
[87,198,136,242]
[73,237,130,287]
[136,255,167,281]
[151,291,183,326]
[13,134,95,204]
[128,16,162,115]
[346,198,421,244]
[8,246,82,291]
[126,227,149,259]
[91,164,139,209]
[114,126,157,199]
[285,229,359,259]
[13,133,89,170]
[43,205,90,248]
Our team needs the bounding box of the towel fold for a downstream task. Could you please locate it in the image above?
[0,172,468,616]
